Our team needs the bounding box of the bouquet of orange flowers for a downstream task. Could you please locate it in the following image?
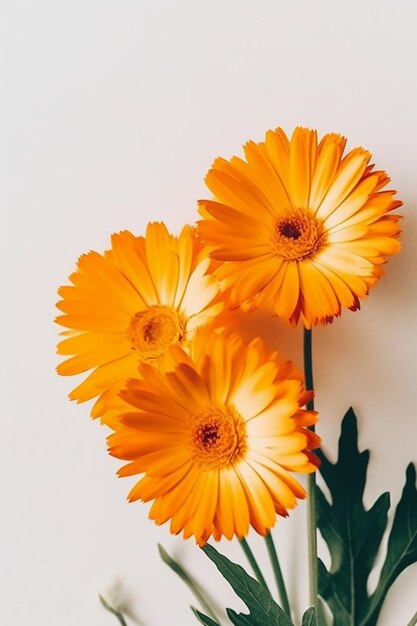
[56,127,416,626]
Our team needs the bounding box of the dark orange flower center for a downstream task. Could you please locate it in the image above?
[128,305,184,359]
[279,220,302,240]
[272,210,326,261]
[190,405,246,469]
[198,423,221,448]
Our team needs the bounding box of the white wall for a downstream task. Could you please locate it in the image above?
[2,1,416,625]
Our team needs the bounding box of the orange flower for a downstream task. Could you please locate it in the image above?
[56,223,222,420]
[198,127,402,327]
[107,330,319,545]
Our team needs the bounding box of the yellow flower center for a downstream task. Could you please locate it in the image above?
[190,405,246,469]
[271,210,326,261]
[128,305,184,359]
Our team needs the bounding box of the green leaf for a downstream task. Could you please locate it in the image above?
[301,607,317,626]
[316,599,329,626]
[363,463,417,626]
[226,608,253,626]
[191,607,221,626]
[317,408,417,626]
[201,543,294,626]
[316,408,390,626]
[159,544,220,622]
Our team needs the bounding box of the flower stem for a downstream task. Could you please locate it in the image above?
[158,544,219,622]
[406,610,417,626]
[304,328,318,612]
[99,595,129,626]
[264,531,291,616]
[239,537,270,593]
[114,612,128,626]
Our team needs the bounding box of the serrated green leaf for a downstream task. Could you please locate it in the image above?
[202,543,294,626]
[317,408,390,626]
[362,463,417,626]
[301,607,317,626]
[192,607,221,626]
[226,608,253,626]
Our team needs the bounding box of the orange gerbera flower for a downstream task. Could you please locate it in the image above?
[198,127,402,327]
[107,330,319,545]
[56,223,222,419]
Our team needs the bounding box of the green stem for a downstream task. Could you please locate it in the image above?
[406,610,417,626]
[99,595,129,626]
[158,544,219,622]
[114,612,128,626]
[239,537,270,593]
[264,531,291,616]
[303,329,315,413]
[304,328,318,612]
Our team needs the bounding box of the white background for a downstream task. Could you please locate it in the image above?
[2,1,417,625]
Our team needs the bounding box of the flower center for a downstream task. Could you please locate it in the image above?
[128,305,183,359]
[271,210,325,260]
[190,405,246,469]
[279,221,302,240]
